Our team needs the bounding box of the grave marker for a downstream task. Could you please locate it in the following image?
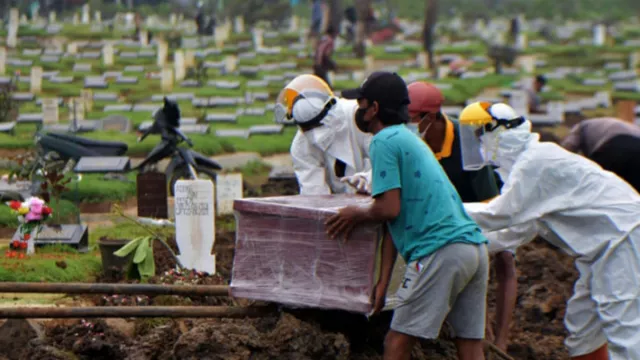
[518,55,536,74]
[95,11,102,23]
[365,55,374,72]
[630,52,639,70]
[516,33,528,49]
[7,8,19,48]
[185,50,196,68]
[170,13,177,26]
[69,98,85,122]
[72,13,79,25]
[82,4,90,24]
[81,90,94,112]
[174,51,186,81]
[593,24,606,46]
[234,16,245,33]
[30,66,43,94]
[137,172,168,219]
[161,67,174,92]
[41,98,59,124]
[509,90,529,116]
[417,52,428,70]
[67,42,78,54]
[216,174,243,215]
[224,55,237,73]
[102,43,114,66]
[139,30,149,46]
[289,16,299,32]
[175,179,216,274]
[49,11,56,23]
[0,47,5,75]
[252,28,264,50]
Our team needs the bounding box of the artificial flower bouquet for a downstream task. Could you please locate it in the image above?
[6,197,52,256]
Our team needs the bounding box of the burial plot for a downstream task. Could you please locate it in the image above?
[104,104,133,112]
[73,63,92,72]
[180,80,200,88]
[116,76,139,85]
[238,66,259,77]
[137,172,168,219]
[17,113,43,124]
[13,224,89,253]
[94,92,118,101]
[40,55,60,63]
[180,124,210,134]
[30,66,42,94]
[124,65,145,73]
[205,113,238,123]
[151,93,194,102]
[583,78,608,86]
[609,70,637,82]
[249,124,283,135]
[175,180,216,274]
[49,76,73,84]
[101,114,132,133]
[84,76,108,89]
[132,104,161,112]
[215,129,250,138]
[41,98,59,124]
[210,80,240,89]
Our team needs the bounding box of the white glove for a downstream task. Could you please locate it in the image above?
[340,171,372,195]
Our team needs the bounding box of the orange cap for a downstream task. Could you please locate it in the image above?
[407,82,444,114]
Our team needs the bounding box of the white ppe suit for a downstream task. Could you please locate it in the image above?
[290,98,373,195]
[464,121,640,359]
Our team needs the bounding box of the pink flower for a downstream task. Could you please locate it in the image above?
[25,211,42,221]
[28,197,45,215]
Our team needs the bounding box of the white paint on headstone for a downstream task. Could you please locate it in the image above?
[518,55,536,74]
[224,55,237,73]
[174,50,186,81]
[593,24,606,46]
[49,12,56,23]
[157,41,168,67]
[161,67,174,92]
[67,42,78,54]
[252,28,264,50]
[82,4,90,24]
[215,174,243,216]
[95,11,102,24]
[516,33,528,49]
[170,14,177,26]
[509,90,529,116]
[103,43,114,66]
[417,52,428,70]
[7,8,19,48]
[41,98,59,124]
[30,66,43,94]
[175,180,216,274]
[234,16,244,33]
[0,47,5,75]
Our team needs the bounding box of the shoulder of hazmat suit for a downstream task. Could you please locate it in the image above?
[277,74,372,195]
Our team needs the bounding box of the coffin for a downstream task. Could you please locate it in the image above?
[231,194,384,313]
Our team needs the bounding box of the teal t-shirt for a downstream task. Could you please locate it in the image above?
[370,124,487,263]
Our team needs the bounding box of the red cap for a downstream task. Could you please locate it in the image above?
[407,82,444,114]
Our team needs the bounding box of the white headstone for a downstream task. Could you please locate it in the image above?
[365,55,374,72]
[139,30,149,46]
[516,33,528,49]
[81,89,94,112]
[67,42,78,54]
[30,67,43,94]
[224,55,237,73]
[215,28,225,48]
[185,50,196,68]
[103,43,114,66]
[234,16,244,33]
[174,180,216,274]
[594,91,611,108]
[547,101,565,122]
[593,24,606,46]
[437,66,449,79]
[289,16,299,32]
[70,98,86,121]
[7,8,19,48]
[174,50,186,81]
[157,41,168,67]
[41,98,59,124]
[0,47,5,75]
[519,55,536,74]
[630,52,639,70]
[95,11,102,24]
[417,52,428,70]
[161,67,174,92]
[215,174,243,215]
[252,28,264,50]
[73,13,79,25]
[170,13,177,26]
[509,90,529,116]
[82,4,90,24]
[49,12,56,23]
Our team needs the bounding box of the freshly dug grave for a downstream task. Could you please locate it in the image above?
[17,233,577,360]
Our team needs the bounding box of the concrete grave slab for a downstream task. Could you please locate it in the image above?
[17,113,43,123]
[604,62,624,70]
[138,50,155,58]
[250,92,270,101]
[582,78,608,86]
[209,97,239,106]
[132,104,161,112]
[100,115,132,132]
[209,80,241,89]
[124,65,145,72]
[73,120,102,132]
[84,77,108,89]
[191,98,209,108]
[49,76,74,84]
[8,59,33,67]
[151,93,195,101]
[0,121,17,133]
[180,124,210,134]
[239,66,259,77]
[203,61,224,69]
[116,76,139,84]
[279,62,297,70]
[104,104,133,112]
[93,92,119,101]
[119,51,139,59]
[42,124,72,132]
[215,129,250,138]
[256,47,282,55]
[82,51,101,59]
[243,108,266,116]
[12,93,36,102]
[264,74,285,82]
[35,97,63,106]
[205,113,238,123]
[613,81,639,92]
[249,124,283,135]
[609,70,637,82]
[238,52,257,60]
[180,80,200,87]
[23,49,42,56]
[103,71,123,78]
[73,63,92,72]
[40,55,60,63]
[247,80,269,88]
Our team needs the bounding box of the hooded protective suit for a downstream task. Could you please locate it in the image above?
[290,98,372,195]
[462,113,640,358]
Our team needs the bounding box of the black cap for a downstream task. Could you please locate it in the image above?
[342,71,410,110]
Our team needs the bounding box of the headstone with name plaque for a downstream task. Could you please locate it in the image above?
[215,173,243,215]
[41,98,59,124]
[175,179,216,274]
[137,172,168,219]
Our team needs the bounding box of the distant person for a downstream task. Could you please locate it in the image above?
[313,26,338,88]
[561,117,640,192]
[310,0,323,38]
[526,75,546,113]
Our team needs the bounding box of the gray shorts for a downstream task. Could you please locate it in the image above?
[391,242,489,340]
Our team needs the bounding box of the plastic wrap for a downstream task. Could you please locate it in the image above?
[231,194,382,313]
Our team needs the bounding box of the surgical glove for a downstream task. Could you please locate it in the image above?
[340,172,372,194]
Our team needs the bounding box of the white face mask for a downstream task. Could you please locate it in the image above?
[304,125,335,151]
[407,116,433,138]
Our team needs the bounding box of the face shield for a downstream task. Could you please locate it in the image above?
[458,102,525,171]
[274,74,334,126]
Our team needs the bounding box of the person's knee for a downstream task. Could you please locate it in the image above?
[455,338,485,360]
[384,330,415,354]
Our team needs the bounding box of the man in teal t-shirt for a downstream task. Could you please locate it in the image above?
[326,71,489,360]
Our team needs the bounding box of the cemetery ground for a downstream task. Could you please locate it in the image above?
[1,17,640,360]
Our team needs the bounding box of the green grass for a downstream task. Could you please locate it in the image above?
[62,173,137,204]
[0,245,101,283]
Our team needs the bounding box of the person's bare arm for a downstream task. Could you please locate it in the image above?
[493,251,517,351]
[371,229,397,314]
